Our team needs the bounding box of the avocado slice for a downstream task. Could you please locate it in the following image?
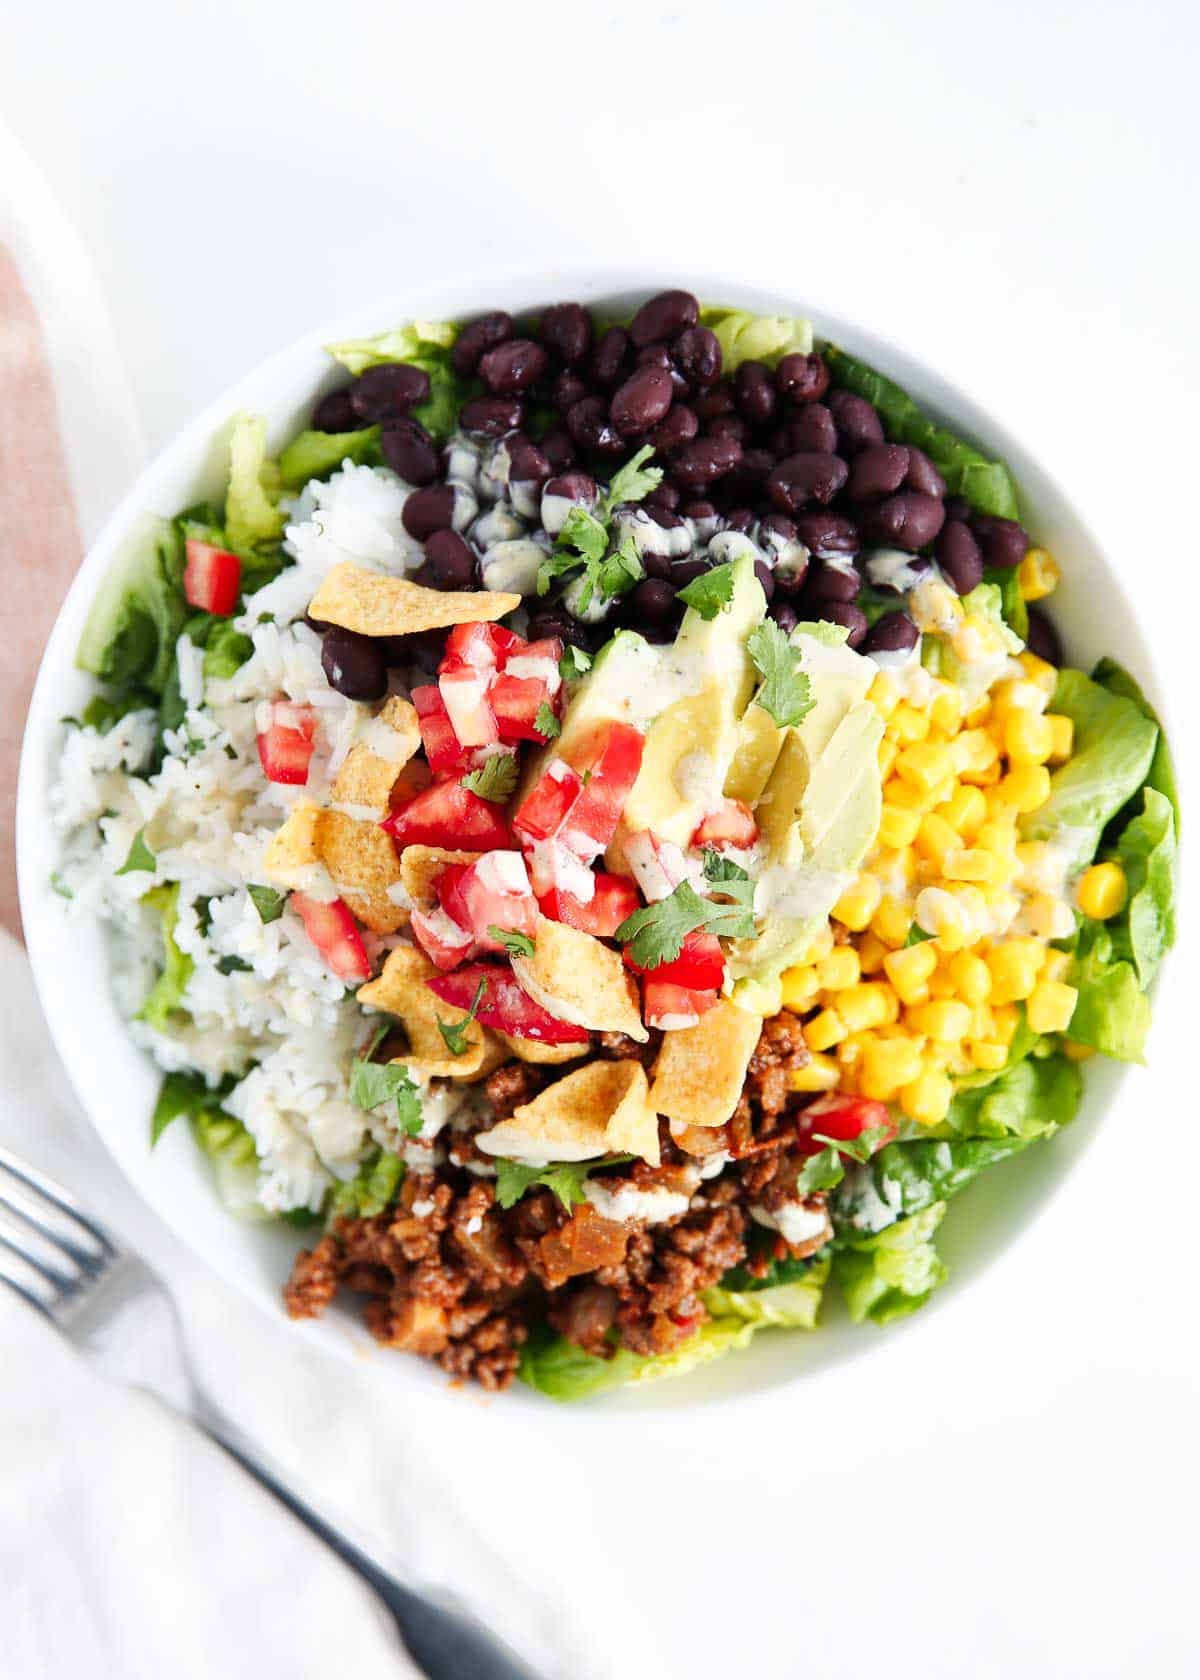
[515,628,656,804]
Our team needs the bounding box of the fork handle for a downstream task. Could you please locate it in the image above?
[196,1412,542,1680]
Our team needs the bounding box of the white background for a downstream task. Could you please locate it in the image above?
[3,2,1197,1676]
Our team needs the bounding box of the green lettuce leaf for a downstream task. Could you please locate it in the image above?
[1105,787,1177,989]
[76,519,188,696]
[1068,920,1152,1063]
[983,564,1029,642]
[823,347,1020,518]
[1090,658,1180,834]
[943,1049,1083,1140]
[832,1135,1032,1234]
[278,425,381,489]
[202,619,254,681]
[1021,668,1158,868]
[137,884,194,1031]
[325,319,457,377]
[518,1315,765,1402]
[703,1258,828,1329]
[699,305,813,370]
[833,1203,948,1325]
[329,1148,406,1222]
[225,413,285,552]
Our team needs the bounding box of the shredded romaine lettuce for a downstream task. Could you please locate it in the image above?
[833,1203,948,1325]
[224,413,285,552]
[137,884,194,1031]
[325,319,457,377]
[278,425,381,489]
[699,305,813,371]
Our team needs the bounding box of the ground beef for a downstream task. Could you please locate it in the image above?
[596,1029,662,1069]
[282,1235,340,1319]
[483,1061,546,1121]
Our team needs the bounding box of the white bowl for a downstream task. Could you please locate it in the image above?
[16,268,1162,1411]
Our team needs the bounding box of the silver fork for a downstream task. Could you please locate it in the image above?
[0,1144,541,1680]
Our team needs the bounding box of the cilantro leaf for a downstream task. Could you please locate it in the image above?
[811,1125,892,1165]
[747,621,814,728]
[461,753,518,803]
[616,879,756,970]
[489,926,535,959]
[494,1154,635,1212]
[116,827,156,876]
[905,924,935,945]
[701,847,757,911]
[794,1146,846,1197]
[558,505,608,562]
[677,561,736,621]
[559,646,592,683]
[248,884,286,924]
[601,445,663,515]
[534,702,560,740]
[595,534,643,599]
[349,1048,421,1128]
[216,955,252,974]
[437,976,487,1056]
[150,1070,205,1147]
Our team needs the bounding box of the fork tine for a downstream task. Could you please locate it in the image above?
[0,1176,108,1271]
[0,1146,119,1258]
[0,1224,78,1294]
[0,1256,53,1318]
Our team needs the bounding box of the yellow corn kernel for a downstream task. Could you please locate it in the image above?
[964,759,1002,787]
[836,1031,870,1067]
[948,950,992,1004]
[943,846,1006,885]
[1063,1039,1096,1062]
[869,671,900,718]
[889,702,931,744]
[970,1002,997,1039]
[951,729,999,776]
[991,678,1048,724]
[899,1069,954,1125]
[1027,979,1079,1035]
[817,947,861,992]
[896,740,958,795]
[987,938,1045,1004]
[965,695,992,728]
[859,1036,926,1101]
[1077,861,1128,920]
[1040,947,1073,983]
[833,873,883,933]
[835,983,893,1032]
[856,932,888,976]
[907,998,974,1042]
[736,974,784,1016]
[1018,547,1060,601]
[871,895,913,949]
[910,577,964,634]
[930,686,966,737]
[780,965,820,1014]
[996,764,1052,815]
[916,812,960,869]
[877,738,899,780]
[1018,651,1059,697]
[927,967,958,1000]
[1004,710,1055,766]
[991,1003,1021,1045]
[804,1008,848,1051]
[789,1054,841,1092]
[878,802,922,849]
[1046,714,1074,763]
[969,1040,1009,1071]
[940,784,987,838]
[1024,892,1076,941]
[882,940,939,1003]
[977,815,1018,856]
[798,922,835,965]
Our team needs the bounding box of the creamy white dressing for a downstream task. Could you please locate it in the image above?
[865,548,928,593]
[750,1201,830,1246]
[584,1181,692,1224]
[754,862,852,920]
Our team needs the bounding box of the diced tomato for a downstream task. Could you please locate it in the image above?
[183,538,241,616]
[412,685,471,778]
[410,904,473,971]
[440,622,523,674]
[438,666,499,749]
[381,781,511,850]
[798,1095,896,1153]
[512,760,584,846]
[625,928,725,989]
[623,829,692,902]
[489,674,556,744]
[426,963,589,1045]
[559,721,645,858]
[436,852,538,953]
[290,892,370,984]
[691,798,759,851]
[513,637,564,668]
[256,701,317,785]
[538,870,641,938]
[642,977,719,1031]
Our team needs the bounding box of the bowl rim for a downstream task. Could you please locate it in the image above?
[15,263,1172,1419]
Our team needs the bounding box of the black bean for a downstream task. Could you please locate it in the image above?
[545,471,597,505]
[506,435,552,490]
[827,390,885,453]
[567,396,624,455]
[401,483,456,541]
[460,395,525,437]
[772,551,809,596]
[350,362,431,422]
[541,428,576,471]
[421,529,476,590]
[760,512,798,545]
[554,370,591,413]
[806,560,861,603]
[775,352,830,404]
[867,552,931,594]
[452,311,512,376]
[770,600,799,634]
[479,338,548,396]
[692,385,735,420]
[312,386,359,433]
[673,326,723,388]
[527,608,593,651]
[628,577,678,623]
[610,365,674,437]
[645,482,680,512]
[590,326,631,391]
[630,289,699,347]
[734,360,777,428]
[754,560,776,601]
[724,508,756,534]
[848,443,911,500]
[723,446,773,500]
[682,499,718,522]
[816,599,868,648]
[905,447,946,498]
[794,511,860,559]
[321,627,388,700]
[641,550,674,579]
[381,418,440,485]
[538,302,593,367]
[871,491,946,551]
[636,342,690,399]
[936,519,985,595]
[775,404,838,456]
[767,451,849,512]
[649,405,698,454]
[1025,607,1063,666]
[671,558,713,586]
[706,414,748,446]
[943,495,971,522]
[862,611,919,655]
[972,514,1030,569]
[669,433,744,489]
